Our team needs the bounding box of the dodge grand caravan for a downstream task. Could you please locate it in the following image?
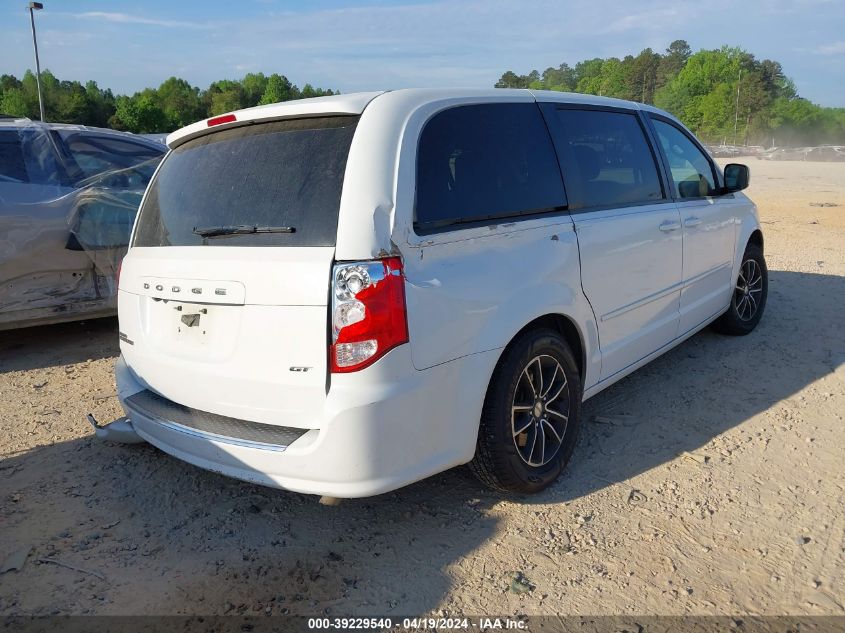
[109,89,767,498]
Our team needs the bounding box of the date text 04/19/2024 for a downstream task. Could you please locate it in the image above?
[306,617,528,630]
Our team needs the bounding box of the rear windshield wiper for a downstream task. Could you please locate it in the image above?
[192,224,296,238]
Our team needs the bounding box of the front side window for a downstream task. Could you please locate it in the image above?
[415,103,566,232]
[0,128,64,186]
[552,109,664,210]
[0,130,28,184]
[651,119,718,198]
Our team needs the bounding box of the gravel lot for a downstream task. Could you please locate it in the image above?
[1,159,843,617]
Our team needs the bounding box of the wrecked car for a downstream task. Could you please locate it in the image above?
[0,117,165,330]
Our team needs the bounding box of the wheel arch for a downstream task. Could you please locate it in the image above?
[469,311,586,491]
[748,228,764,253]
[499,313,586,383]
[733,213,765,288]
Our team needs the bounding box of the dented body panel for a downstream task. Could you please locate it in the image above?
[0,119,164,330]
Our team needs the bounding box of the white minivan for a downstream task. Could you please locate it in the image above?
[110,89,767,498]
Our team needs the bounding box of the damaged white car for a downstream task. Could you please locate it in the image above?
[103,90,765,499]
[0,117,165,330]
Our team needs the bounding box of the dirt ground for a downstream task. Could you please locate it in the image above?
[1,159,843,618]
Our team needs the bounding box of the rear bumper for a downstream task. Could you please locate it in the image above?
[116,345,499,497]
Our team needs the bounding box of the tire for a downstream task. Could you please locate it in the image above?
[469,328,582,493]
[712,242,768,336]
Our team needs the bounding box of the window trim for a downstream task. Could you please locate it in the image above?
[414,204,570,236]
[411,102,568,236]
[646,113,724,201]
[538,103,671,215]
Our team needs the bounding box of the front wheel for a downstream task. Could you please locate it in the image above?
[712,242,768,335]
[469,329,582,493]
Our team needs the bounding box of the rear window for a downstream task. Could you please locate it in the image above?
[133,116,358,247]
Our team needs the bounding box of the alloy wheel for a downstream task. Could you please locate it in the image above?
[511,354,570,467]
[734,258,764,321]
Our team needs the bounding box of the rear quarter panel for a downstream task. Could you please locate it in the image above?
[400,222,600,388]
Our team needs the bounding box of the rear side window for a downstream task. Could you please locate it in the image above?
[134,116,358,247]
[651,119,718,198]
[415,103,566,232]
[57,132,164,182]
[552,109,664,210]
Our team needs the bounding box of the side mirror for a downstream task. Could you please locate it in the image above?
[723,163,749,193]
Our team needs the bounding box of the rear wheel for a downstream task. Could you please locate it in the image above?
[469,329,582,493]
[713,243,768,336]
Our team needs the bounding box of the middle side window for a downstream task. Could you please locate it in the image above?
[553,108,665,210]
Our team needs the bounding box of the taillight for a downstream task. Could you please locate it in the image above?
[330,257,408,373]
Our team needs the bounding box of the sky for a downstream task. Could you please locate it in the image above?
[1,0,844,106]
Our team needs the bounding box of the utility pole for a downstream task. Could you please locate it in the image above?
[744,112,751,146]
[733,68,742,147]
[28,1,45,122]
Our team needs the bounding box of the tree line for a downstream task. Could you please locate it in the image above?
[495,40,845,147]
[0,71,336,133]
[2,42,842,145]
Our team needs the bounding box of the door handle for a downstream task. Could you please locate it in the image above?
[684,216,702,228]
[659,220,681,232]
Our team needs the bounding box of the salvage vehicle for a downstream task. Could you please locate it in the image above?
[758,147,809,161]
[105,90,766,498]
[0,117,165,330]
